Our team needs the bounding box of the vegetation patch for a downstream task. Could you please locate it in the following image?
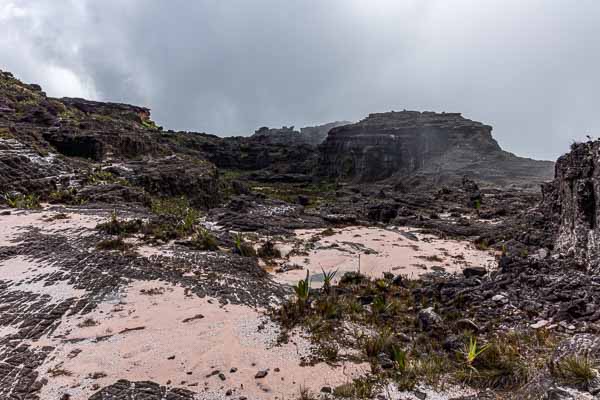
[274,271,560,396]
[233,233,257,257]
[188,228,219,251]
[2,193,41,209]
[96,237,132,252]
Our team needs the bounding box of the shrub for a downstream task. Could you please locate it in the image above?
[96,237,131,252]
[361,328,395,359]
[257,240,281,259]
[552,355,598,386]
[48,188,82,204]
[3,193,41,209]
[151,197,200,236]
[96,211,143,236]
[189,228,219,251]
[339,271,367,286]
[458,338,529,389]
[85,169,128,186]
[233,233,256,257]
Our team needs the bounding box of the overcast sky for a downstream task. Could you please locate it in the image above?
[1,0,599,160]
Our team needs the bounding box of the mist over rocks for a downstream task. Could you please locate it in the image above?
[318,110,554,187]
[3,68,600,399]
[252,121,351,147]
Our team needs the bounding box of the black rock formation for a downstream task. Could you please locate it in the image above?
[318,110,554,187]
[542,140,600,267]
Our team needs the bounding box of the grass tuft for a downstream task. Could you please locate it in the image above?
[552,355,598,386]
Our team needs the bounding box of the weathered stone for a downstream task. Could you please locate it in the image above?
[417,307,442,331]
[318,111,553,186]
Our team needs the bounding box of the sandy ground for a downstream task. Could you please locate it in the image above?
[0,207,102,246]
[0,256,86,303]
[272,226,497,286]
[0,209,491,399]
[33,280,368,400]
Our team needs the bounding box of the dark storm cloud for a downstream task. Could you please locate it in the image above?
[1,0,599,160]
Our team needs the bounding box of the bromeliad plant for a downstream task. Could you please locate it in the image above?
[464,336,490,370]
[391,345,408,373]
[294,270,311,305]
[321,267,338,295]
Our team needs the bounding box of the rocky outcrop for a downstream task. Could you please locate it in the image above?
[252,121,350,147]
[161,131,318,180]
[127,156,221,209]
[318,111,554,187]
[300,121,351,146]
[0,70,220,208]
[542,140,600,267]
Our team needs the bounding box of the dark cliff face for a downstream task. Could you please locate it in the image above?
[318,111,554,187]
[542,140,600,266]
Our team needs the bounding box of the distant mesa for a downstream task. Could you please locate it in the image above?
[317,110,554,187]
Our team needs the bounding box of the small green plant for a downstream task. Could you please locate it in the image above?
[474,239,489,251]
[140,118,158,130]
[233,232,256,257]
[391,345,407,372]
[362,328,394,359]
[464,336,490,369]
[294,270,311,304]
[321,267,338,294]
[474,199,481,209]
[3,193,41,209]
[372,295,390,314]
[457,337,529,389]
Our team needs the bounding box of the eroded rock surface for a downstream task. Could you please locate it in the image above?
[318,110,554,186]
[543,140,600,267]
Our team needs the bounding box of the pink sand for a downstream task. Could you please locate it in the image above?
[274,226,496,285]
[34,280,368,399]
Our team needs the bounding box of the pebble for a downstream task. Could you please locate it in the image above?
[255,370,268,379]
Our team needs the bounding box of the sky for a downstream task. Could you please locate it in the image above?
[1,0,599,161]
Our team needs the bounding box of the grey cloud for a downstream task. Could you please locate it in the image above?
[1,0,599,160]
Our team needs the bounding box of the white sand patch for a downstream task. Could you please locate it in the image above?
[0,325,19,339]
[0,256,86,302]
[0,209,103,246]
[136,243,174,258]
[34,280,368,400]
[383,383,477,399]
[274,226,496,285]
